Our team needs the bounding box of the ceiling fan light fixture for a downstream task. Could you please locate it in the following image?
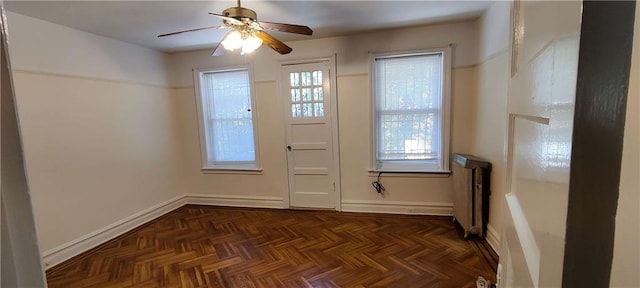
[241,34,263,55]
[221,28,263,55]
[221,30,243,51]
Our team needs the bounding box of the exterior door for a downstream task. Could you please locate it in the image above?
[501,0,582,287]
[282,60,338,209]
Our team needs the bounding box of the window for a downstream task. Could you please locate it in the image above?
[289,70,325,118]
[371,49,451,172]
[194,66,260,170]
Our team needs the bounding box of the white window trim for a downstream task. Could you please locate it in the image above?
[369,47,452,173]
[193,65,262,172]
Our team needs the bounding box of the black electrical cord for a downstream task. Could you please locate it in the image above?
[372,171,385,194]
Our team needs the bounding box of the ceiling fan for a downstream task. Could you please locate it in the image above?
[158,0,313,56]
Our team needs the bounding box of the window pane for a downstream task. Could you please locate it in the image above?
[301,71,311,86]
[292,104,302,117]
[291,89,300,102]
[211,118,255,162]
[200,69,256,163]
[314,103,324,117]
[291,72,324,118]
[375,54,443,111]
[312,70,323,86]
[290,72,300,87]
[313,87,323,101]
[377,112,439,160]
[302,103,313,117]
[302,88,312,101]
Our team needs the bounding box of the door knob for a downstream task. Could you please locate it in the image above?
[287,145,292,151]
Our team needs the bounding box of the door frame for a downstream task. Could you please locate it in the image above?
[278,55,341,211]
[1,2,48,284]
[562,1,636,286]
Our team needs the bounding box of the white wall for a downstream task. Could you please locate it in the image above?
[473,1,511,252]
[170,21,479,212]
[169,22,479,85]
[5,12,183,266]
[7,12,170,86]
[610,5,640,287]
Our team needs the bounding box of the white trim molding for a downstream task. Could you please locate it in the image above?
[42,196,186,270]
[486,224,501,256]
[341,200,453,216]
[185,194,285,209]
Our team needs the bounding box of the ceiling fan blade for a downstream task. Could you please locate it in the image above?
[256,31,292,55]
[212,44,225,57]
[208,13,243,26]
[157,25,223,37]
[259,21,313,35]
[211,38,227,57]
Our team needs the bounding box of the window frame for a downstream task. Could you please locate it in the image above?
[193,65,261,172]
[369,47,452,173]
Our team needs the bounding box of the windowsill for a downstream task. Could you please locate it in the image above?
[201,168,263,175]
[367,169,451,178]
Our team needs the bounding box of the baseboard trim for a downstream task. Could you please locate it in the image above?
[42,196,186,270]
[185,194,285,209]
[486,224,501,256]
[341,200,453,216]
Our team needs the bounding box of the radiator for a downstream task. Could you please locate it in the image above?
[452,153,491,238]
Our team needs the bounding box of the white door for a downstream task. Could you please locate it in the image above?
[501,1,582,287]
[282,60,339,209]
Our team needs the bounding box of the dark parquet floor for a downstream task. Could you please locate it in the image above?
[46,205,497,287]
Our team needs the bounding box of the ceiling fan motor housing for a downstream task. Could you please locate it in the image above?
[223,7,257,21]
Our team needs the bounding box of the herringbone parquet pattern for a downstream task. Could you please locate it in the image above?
[46,205,496,287]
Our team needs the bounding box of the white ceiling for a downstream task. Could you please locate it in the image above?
[4,1,494,53]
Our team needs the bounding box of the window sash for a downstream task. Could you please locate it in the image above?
[376,110,441,160]
[372,50,448,172]
[207,118,255,163]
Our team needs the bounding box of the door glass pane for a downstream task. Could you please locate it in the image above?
[302,88,312,101]
[292,104,302,117]
[302,103,313,117]
[313,87,323,101]
[301,71,311,86]
[290,69,326,118]
[314,103,324,117]
[290,72,300,87]
[291,89,300,102]
[312,70,323,85]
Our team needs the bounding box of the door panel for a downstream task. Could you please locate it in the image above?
[502,0,582,287]
[283,61,337,209]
